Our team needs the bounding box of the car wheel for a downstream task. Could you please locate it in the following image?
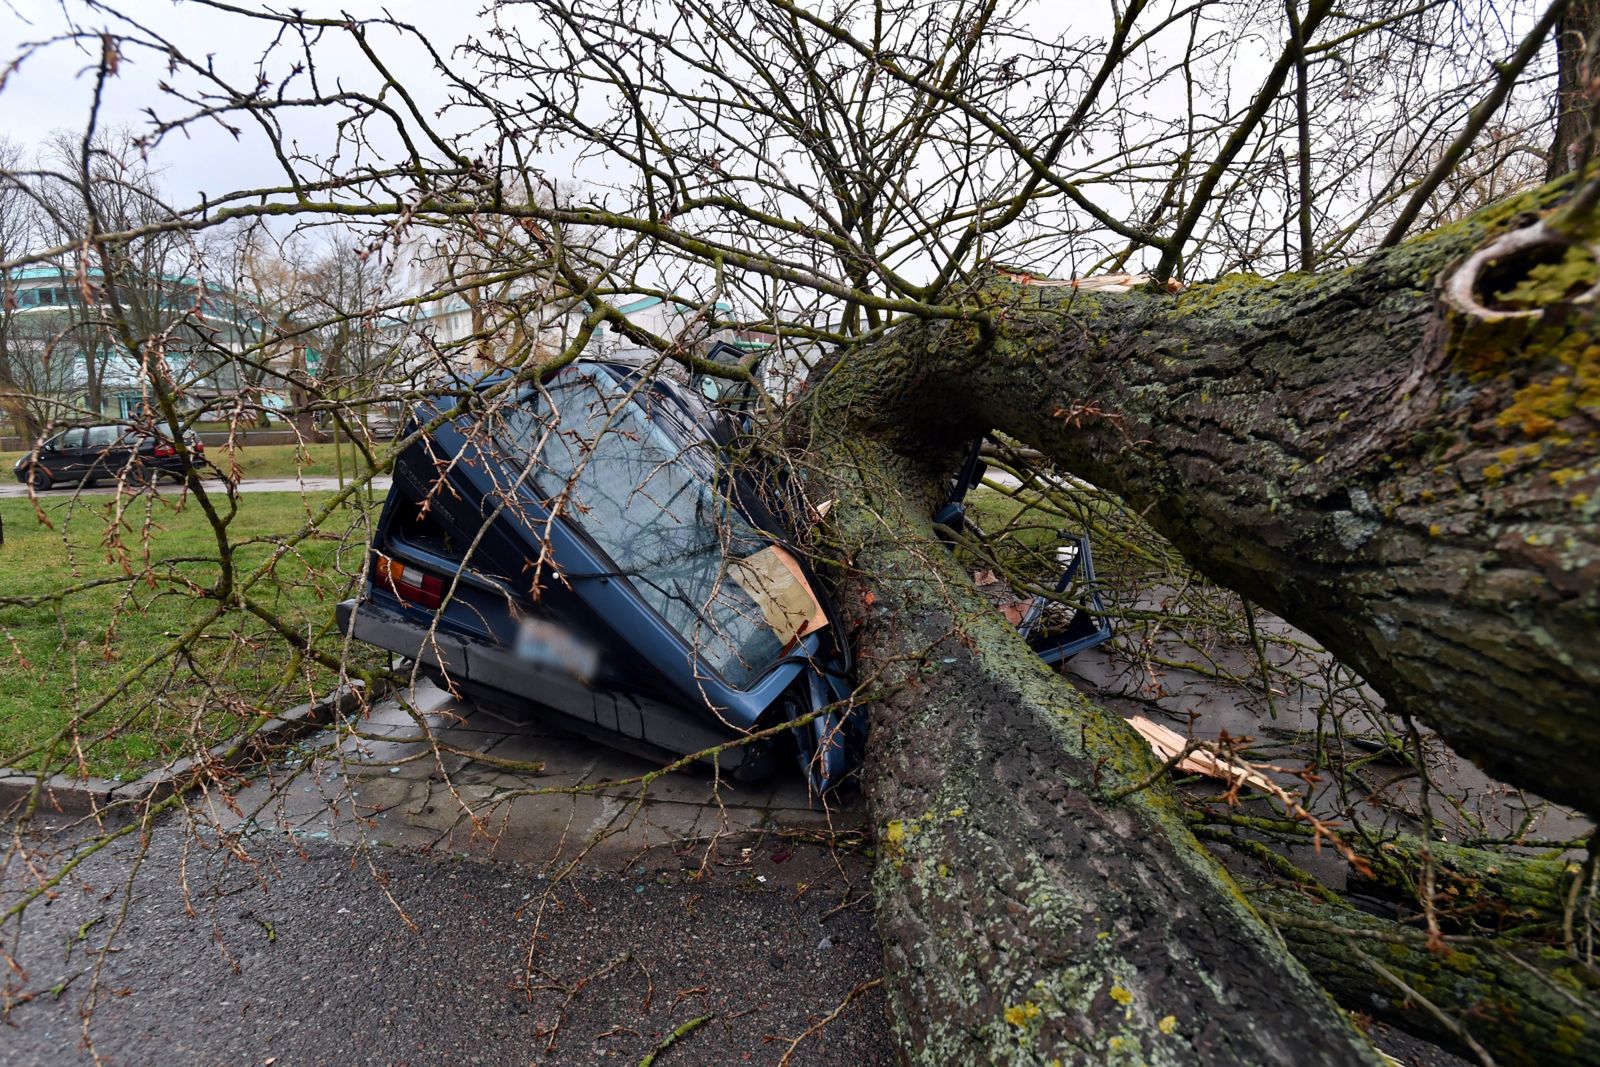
[28,467,53,491]
[729,740,777,783]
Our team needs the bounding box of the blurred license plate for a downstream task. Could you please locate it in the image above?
[515,618,600,682]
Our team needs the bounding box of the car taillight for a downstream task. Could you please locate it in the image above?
[153,443,175,457]
[375,553,444,609]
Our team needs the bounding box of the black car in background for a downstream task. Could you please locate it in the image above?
[12,424,205,489]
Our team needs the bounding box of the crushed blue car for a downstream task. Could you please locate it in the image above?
[338,357,1110,792]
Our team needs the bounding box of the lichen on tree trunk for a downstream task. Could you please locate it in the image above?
[806,437,1378,1065]
[798,179,1600,1064]
[816,178,1600,816]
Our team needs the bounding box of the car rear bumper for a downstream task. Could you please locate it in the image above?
[336,598,774,775]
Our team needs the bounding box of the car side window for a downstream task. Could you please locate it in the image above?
[58,429,86,450]
[85,426,118,447]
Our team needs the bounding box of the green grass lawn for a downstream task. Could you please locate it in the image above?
[963,482,1106,581]
[1,440,387,484]
[0,491,379,777]
[202,440,387,481]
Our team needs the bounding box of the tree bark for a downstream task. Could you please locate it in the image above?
[1259,889,1600,1065]
[808,439,1379,1065]
[0,344,39,440]
[803,179,1600,1063]
[817,178,1600,816]
[1198,812,1583,933]
[1550,0,1600,182]
[286,343,319,440]
[1205,822,1600,1060]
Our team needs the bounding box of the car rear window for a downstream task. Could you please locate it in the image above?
[493,369,821,689]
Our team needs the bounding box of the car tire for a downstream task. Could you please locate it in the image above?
[28,468,53,491]
[730,741,777,783]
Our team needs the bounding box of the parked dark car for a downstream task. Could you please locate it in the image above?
[338,358,1110,792]
[339,359,859,791]
[13,424,205,490]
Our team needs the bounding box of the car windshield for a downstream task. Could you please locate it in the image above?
[493,369,825,689]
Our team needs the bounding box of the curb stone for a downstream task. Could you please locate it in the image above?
[0,683,380,822]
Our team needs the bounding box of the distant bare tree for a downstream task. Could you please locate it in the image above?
[0,138,44,440]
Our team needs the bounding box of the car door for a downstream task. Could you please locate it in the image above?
[108,427,139,475]
[81,425,122,481]
[26,431,63,481]
[52,428,88,479]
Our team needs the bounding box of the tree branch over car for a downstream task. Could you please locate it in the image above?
[1,1,1596,1064]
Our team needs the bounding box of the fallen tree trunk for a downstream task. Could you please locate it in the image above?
[801,180,1600,1062]
[1259,889,1600,1065]
[1199,819,1600,1060]
[1194,811,1585,933]
[816,178,1600,815]
[809,439,1378,1064]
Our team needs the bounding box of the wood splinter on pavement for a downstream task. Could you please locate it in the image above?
[1126,714,1275,793]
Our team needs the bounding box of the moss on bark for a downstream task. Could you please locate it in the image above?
[810,177,1600,814]
[1259,889,1600,1066]
[796,178,1600,1064]
[803,433,1379,1065]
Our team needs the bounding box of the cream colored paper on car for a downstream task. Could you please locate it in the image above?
[728,545,829,646]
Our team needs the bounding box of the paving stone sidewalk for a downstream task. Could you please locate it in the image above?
[2,683,885,1066]
[202,681,866,871]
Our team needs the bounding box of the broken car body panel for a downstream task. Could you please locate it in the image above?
[338,361,1109,793]
[338,360,857,791]
[937,437,1114,665]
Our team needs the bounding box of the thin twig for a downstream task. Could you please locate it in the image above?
[638,1013,714,1067]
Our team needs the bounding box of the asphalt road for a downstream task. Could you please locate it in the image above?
[0,476,391,500]
[0,823,889,1067]
[0,669,1482,1067]
[2,685,887,1067]
[0,677,1472,1067]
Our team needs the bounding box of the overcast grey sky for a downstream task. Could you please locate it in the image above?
[0,0,1544,291]
[1,0,1133,211]
[3,0,519,205]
